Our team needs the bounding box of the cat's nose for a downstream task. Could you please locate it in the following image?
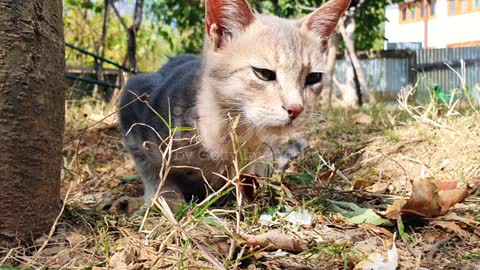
[283,104,304,120]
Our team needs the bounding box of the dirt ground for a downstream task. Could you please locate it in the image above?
[1,95,480,269]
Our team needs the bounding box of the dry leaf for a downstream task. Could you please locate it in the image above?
[317,169,334,182]
[474,227,480,237]
[360,224,394,238]
[366,182,390,194]
[438,212,480,227]
[430,220,470,240]
[383,178,472,218]
[352,177,370,190]
[240,230,307,252]
[383,200,404,220]
[435,181,458,190]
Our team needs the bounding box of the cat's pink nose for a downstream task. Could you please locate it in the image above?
[283,104,304,120]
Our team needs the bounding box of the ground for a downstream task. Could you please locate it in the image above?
[1,87,480,269]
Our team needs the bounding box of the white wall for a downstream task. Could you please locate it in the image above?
[385,0,480,48]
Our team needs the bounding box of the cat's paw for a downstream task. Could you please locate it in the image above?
[275,137,308,173]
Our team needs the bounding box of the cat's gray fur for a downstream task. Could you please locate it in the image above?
[119,55,209,209]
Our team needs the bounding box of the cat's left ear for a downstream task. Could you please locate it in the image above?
[205,0,255,50]
[299,0,351,43]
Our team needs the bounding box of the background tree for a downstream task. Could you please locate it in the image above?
[64,0,168,72]
[0,0,65,247]
[111,0,144,72]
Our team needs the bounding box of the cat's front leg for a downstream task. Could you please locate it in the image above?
[245,161,273,178]
[244,137,308,177]
[135,171,186,216]
[130,141,187,215]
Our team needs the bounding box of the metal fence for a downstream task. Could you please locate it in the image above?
[415,47,480,91]
[335,46,480,96]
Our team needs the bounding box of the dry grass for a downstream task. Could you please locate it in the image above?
[2,77,480,269]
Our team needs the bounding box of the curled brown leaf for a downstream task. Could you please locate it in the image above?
[240,230,307,252]
[383,178,473,218]
[430,220,470,240]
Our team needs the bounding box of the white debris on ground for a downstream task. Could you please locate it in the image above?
[356,240,398,270]
[259,208,312,227]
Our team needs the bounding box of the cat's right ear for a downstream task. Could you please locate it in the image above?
[205,0,255,50]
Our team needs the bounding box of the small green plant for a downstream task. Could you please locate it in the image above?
[100,227,110,261]
[119,174,140,184]
[287,173,314,185]
[384,129,400,142]
[464,250,480,260]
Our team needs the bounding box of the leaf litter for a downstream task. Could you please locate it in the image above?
[2,99,480,269]
[383,178,476,219]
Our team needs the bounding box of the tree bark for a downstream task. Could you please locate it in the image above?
[322,33,339,107]
[93,0,110,97]
[335,51,359,107]
[338,16,375,104]
[111,0,143,72]
[0,0,65,248]
[99,0,110,60]
[127,0,144,72]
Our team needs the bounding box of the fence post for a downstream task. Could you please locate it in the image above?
[408,51,418,86]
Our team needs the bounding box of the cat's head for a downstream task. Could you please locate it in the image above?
[201,0,350,139]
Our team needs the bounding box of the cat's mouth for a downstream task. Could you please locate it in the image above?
[239,107,306,131]
[258,117,304,130]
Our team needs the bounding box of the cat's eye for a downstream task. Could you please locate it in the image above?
[252,67,276,81]
[305,72,323,86]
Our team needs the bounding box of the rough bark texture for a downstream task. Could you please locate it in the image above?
[339,17,375,104]
[321,33,339,107]
[110,0,143,72]
[93,0,110,97]
[0,0,65,247]
[127,0,144,72]
[335,54,358,107]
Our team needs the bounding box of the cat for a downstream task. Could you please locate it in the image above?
[119,0,351,212]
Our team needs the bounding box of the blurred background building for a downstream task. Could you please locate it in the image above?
[385,0,480,49]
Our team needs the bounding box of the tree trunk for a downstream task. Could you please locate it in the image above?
[339,17,376,104]
[127,0,144,72]
[336,51,359,107]
[0,0,65,248]
[99,0,110,60]
[127,28,138,72]
[111,0,143,72]
[321,33,339,107]
[93,0,110,98]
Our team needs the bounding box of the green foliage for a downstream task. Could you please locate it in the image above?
[64,0,169,72]
[287,173,314,185]
[146,0,402,54]
[353,0,393,51]
[327,199,394,226]
[64,0,404,71]
[146,0,205,54]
